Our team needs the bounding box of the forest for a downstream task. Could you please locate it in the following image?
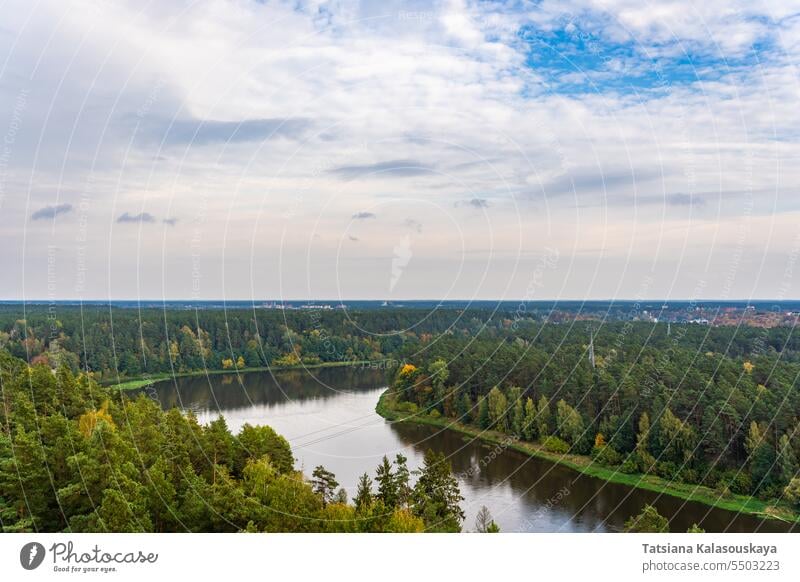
[2,304,800,383]
[0,349,466,533]
[2,305,800,529]
[0,305,501,381]
[384,328,800,516]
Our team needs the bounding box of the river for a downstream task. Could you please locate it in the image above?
[142,366,792,533]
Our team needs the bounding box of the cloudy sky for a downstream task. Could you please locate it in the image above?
[1,0,799,301]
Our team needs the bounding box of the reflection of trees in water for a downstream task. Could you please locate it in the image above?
[388,422,788,533]
[152,366,387,413]
[148,368,790,534]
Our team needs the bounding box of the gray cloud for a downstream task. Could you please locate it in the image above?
[348,235,359,242]
[538,167,665,197]
[140,117,311,146]
[330,159,433,179]
[352,211,376,219]
[163,217,178,226]
[456,198,489,209]
[469,198,489,209]
[31,203,73,221]
[117,212,156,224]
[665,193,704,207]
[605,192,707,208]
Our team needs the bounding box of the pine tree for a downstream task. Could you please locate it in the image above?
[353,472,373,511]
[750,441,778,493]
[411,450,464,532]
[311,465,339,507]
[235,423,294,475]
[334,488,349,505]
[478,396,490,429]
[374,456,397,508]
[457,393,473,424]
[395,453,411,507]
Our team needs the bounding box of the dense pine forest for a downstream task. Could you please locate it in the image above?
[384,327,800,514]
[0,347,466,532]
[2,305,800,529]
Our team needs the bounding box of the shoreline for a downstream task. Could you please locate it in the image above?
[375,389,799,527]
[105,360,378,391]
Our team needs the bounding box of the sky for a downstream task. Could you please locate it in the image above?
[1,0,799,301]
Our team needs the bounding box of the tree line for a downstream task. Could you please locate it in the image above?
[3,305,800,383]
[0,306,503,381]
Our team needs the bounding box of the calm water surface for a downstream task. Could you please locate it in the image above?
[144,367,792,533]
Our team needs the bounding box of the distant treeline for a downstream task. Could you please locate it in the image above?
[0,306,499,380]
[2,306,800,384]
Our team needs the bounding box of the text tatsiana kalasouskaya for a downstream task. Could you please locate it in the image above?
[642,543,777,557]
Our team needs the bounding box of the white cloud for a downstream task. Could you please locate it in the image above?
[0,0,798,300]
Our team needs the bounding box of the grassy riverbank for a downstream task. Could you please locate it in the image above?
[106,360,377,391]
[376,389,799,526]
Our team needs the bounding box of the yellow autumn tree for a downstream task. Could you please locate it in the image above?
[273,352,301,367]
[236,355,246,368]
[222,358,234,369]
[78,401,115,437]
[399,363,417,376]
[743,361,754,374]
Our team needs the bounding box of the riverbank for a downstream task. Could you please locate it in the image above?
[376,389,799,527]
[106,360,378,391]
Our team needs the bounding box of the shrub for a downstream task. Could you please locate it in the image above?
[679,468,700,485]
[702,469,723,489]
[591,444,622,466]
[396,401,419,416]
[715,483,733,499]
[720,470,752,495]
[783,477,800,509]
[619,455,639,474]
[542,436,570,454]
[624,504,669,532]
[654,461,679,480]
[757,484,783,502]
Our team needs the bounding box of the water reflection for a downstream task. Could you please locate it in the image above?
[146,367,793,533]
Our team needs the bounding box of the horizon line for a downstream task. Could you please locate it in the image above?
[1,298,798,304]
